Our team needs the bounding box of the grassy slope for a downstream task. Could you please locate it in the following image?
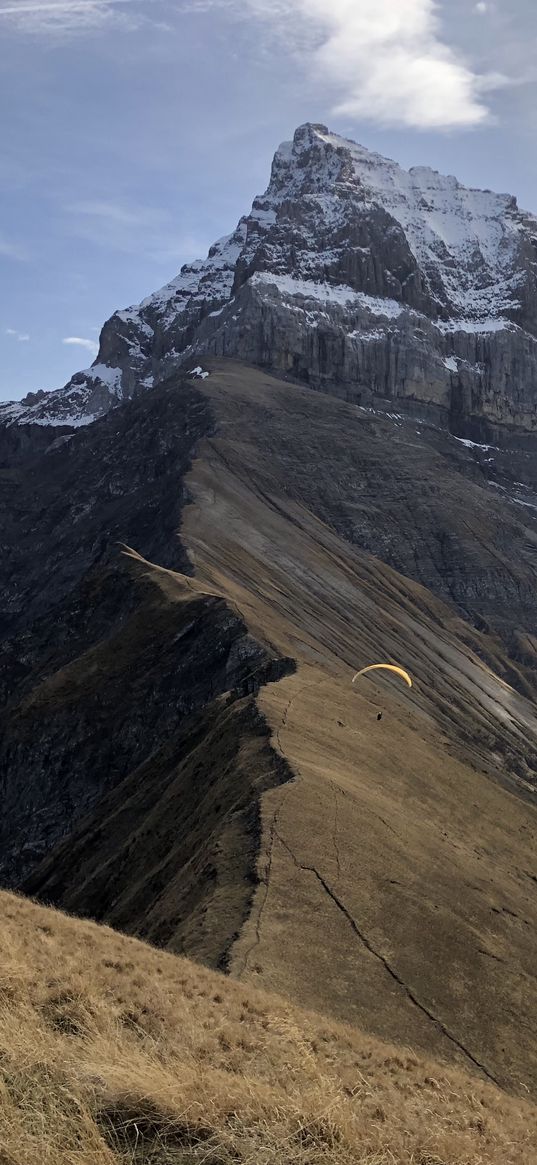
[1,888,537,1165]
[180,363,537,1094]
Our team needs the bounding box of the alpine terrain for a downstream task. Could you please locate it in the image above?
[2,124,537,1159]
[5,122,537,442]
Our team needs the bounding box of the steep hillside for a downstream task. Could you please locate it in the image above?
[4,120,537,1155]
[3,124,537,440]
[1,888,537,1165]
[17,361,537,1099]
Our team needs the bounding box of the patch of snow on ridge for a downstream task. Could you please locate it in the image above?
[249,203,277,226]
[115,309,154,338]
[190,366,209,380]
[513,498,537,512]
[0,395,97,429]
[32,413,97,429]
[443,356,458,371]
[0,362,123,428]
[251,273,404,318]
[0,402,25,422]
[438,317,513,334]
[85,363,123,392]
[138,226,247,323]
[453,436,498,451]
[348,328,388,342]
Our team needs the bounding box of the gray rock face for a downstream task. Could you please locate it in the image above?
[3,122,537,441]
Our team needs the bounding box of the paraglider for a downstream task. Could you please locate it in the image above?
[353,665,412,720]
[352,663,413,689]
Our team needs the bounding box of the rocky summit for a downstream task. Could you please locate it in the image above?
[4,123,537,442]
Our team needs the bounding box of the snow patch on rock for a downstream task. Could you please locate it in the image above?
[252,273,404,318]
[453,436,498,451]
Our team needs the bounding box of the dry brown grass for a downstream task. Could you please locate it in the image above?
[1,889,536,1164]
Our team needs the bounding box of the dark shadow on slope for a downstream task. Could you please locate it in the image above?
[24,683,294,970]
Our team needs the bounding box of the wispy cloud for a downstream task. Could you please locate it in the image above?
[5,328,30,342]
[64,197,163,254]
[64,197,206,263]
[67,199,153,227]
[201,0,504,129]
[0,0,141,35]
[63,335,99,355]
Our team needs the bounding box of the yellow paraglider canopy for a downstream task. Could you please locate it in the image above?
[352,663,413,689]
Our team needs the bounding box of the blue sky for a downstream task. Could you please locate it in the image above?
[1,0,536,401]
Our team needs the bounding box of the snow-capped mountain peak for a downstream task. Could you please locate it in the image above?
[3,123,537,441]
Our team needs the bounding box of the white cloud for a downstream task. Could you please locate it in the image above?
[1,1,503,125]
[62,335,99,355]
[5,328,30,341]
[208,0,503,129]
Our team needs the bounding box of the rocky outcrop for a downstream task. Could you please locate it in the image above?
[4,123,537,442]
[190,278,537,443]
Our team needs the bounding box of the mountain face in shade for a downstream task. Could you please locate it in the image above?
[3,123,537,442]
